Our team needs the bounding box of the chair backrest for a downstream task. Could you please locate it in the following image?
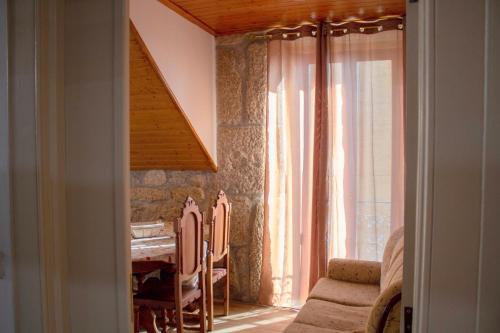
[175,196,204,282]
[209,190,231,262]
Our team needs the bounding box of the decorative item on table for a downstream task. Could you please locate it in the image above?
[131,219,165,239]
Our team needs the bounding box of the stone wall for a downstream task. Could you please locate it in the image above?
[215,35,267,302]
[131,170,216,224]
[130,34,267,303]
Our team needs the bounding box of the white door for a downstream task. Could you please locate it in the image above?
[408,0,500,332]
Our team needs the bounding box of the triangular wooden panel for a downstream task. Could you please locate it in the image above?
[130,22,216,171]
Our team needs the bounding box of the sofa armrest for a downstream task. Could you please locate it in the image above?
[366,279,402,333]
[327,258,381,285]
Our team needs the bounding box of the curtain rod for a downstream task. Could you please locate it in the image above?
[249,15,404,40]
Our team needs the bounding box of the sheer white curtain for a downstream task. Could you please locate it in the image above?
[326,30,404,261]
[261,37,316,307]
[261,26,405,308]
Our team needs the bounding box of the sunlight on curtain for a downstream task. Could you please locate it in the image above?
[266,37,316,307]
[326,30,404,261]
[263,28,404,307]
[329,73,348,259]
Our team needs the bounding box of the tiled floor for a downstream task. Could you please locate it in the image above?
[158,301,298,332]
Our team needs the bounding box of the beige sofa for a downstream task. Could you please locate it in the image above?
[285,226,404,333]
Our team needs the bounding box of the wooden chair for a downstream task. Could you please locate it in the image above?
[206,190,232,331]
[134,197,207,333]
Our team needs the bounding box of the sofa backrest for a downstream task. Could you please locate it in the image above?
[380,226,404,291]
[366,226,404,333]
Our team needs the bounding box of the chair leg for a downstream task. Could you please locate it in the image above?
[199,268,207,332]
[133,306,140,333]
[175,277,184,333]
[224,275,230,316]
[166,309,175,327]
[176,310,184,333]
[139,306,160,333]
[224,251,230,316]
[161,308,168,332]
[207,254,214,331]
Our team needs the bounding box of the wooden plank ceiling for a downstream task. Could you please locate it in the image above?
[159,0,405,35]
[130,23,216,171]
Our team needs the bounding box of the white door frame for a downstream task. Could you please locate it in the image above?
[59,0,132,330]
[411,0,435,330]
[0,0,15,330]
[403,0,435,331]
[53,0,132,331]
[3,0,132,332]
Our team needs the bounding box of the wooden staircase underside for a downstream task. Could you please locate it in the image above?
[130,23,216,171]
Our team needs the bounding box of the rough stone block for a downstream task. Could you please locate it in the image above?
[131,171,144,187]
[217,47,244,125]
[228,196,252,246]
[170,186,205,204]
[246,42,267,125]
[230,246,250,301]
[189,174,206,188]
[131,187,167,201]
[131,202,168,222]
[248,202,264,300]
[217,126,265,195]
[228,248,240,296]
[216,34,246,47]
[164,171,188,186]
[143,170,167,186]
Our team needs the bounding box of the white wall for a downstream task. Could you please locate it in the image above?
[130,0,217,163]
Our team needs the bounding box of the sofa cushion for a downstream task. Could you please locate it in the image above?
[284,323,349,333]
[309,278,380,307]
[294,299,370,332]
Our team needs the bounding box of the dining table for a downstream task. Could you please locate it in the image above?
[130,222,208,280]
[130,221,178,287]
[132,235,175,262]
[130,223,182,332]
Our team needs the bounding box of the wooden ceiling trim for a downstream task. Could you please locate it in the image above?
[156,0,216,35]
[160,0,405,35]
[130,21,217,171]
